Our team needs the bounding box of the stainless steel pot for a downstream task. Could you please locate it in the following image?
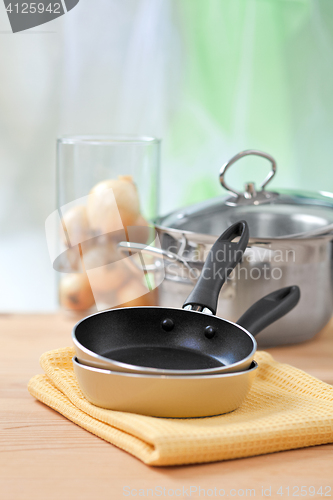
[151,151,333,347]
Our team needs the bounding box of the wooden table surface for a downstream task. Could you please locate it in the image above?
[1,313,333,500]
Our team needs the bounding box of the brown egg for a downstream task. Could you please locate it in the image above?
[82,240,118,268]
[56,245,82,272]
[60,205,90,247]
[116,279,154,307]
[59,273,95,311]
[125,214,152,245]
[86,258,129,294]
[87,176,140,235]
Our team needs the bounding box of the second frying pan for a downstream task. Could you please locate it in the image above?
[73,357,258,418]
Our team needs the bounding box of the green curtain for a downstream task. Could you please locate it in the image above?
[164,0,333,209]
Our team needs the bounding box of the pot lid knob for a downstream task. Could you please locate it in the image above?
[219,150,279,206]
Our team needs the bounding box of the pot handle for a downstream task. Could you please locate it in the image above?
[219,150,277,198]
[117,241,197,281]
[236,286,300,337]
[182,221,249,315]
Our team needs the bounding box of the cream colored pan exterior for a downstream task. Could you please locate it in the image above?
[73,357,258,418]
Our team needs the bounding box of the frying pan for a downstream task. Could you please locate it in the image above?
[73,357,258,418]
[72,221,300,375]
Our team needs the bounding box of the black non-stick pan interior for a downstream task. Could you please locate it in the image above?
[74,307,255,370]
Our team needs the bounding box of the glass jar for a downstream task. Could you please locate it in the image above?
[55,135,161,314]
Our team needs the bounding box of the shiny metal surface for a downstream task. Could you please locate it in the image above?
[159,196,333,240]
[219,149,278,205]
[117,241,196,281]
[73,357,258,418]
[154,149,333,347]
[154,227,333,346]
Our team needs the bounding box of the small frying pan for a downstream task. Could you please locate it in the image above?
[72,221,300,375]
[73,357,258,418]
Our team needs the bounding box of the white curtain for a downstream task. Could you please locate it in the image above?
[0,0,332,310]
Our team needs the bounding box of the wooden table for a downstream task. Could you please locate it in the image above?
[1,314,332,500]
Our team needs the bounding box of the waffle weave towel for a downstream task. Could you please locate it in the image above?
[28,347,333,466]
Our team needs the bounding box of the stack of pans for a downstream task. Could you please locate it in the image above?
[72,221,300,418]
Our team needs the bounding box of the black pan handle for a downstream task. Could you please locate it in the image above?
[236,285,300,337]
[182,221,249,315]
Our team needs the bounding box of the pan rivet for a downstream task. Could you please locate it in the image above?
[161,318,174,332]
[204,326,216,339]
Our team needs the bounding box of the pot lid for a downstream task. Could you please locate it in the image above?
[158,150,333,240]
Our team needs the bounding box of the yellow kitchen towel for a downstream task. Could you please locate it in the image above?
[28,347,333,466]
